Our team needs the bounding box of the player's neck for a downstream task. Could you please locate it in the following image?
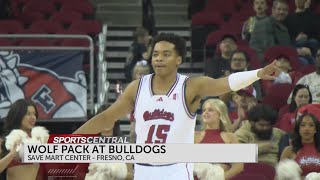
[154,72,177,84]
[152,73,177,95]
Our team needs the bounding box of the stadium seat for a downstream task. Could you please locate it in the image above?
[204,0,236,15]
[60,39,90,47]
[50,11,83,28]
[19,39,52,46]
[278,104,290,120]
[264,45,301,71]
[220,22,243,39]
[17,28,47,34]
[23,0,56,16]
[52,0,88,8]
[0,20,24,34]
[60,1,94,17]
[69,20,102,37]
[205,30,229,47]
[191,12,224,26]
[30,20,64,34]
[261,84,295,110]
[56,29,86,35]
[18,11,46,25]
[10,0,27,17]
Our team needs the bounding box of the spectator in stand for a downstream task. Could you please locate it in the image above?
[125,27,152,82]
[284,0,320,56]
[235,104,289,167]
[288,48,320,104]
[273,55,302,84]
[249,0,291,62]
[277,84,312,133]
[297,46,315,65]
[206,34,238,79]
[228,89,258,132]
[224,50,262,100]
[280,113,320,178]
[194,98,243,179]
[262,54,303,94]
[242,0,268,41]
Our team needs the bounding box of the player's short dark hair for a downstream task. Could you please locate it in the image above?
[152,33,187,63]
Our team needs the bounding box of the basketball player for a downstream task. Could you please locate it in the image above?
[74,33,279,180]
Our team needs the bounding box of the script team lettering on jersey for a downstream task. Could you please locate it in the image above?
[143,109,174,121]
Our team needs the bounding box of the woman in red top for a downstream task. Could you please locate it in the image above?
[280,113,320,177]
[277,84,312,132]
[0,99,40,180]
[194,98,243,179]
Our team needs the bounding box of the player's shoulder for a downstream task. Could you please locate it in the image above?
[185,75,209,87]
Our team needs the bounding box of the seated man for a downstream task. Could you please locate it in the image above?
[235,104,289,166]
[205,34,238,79]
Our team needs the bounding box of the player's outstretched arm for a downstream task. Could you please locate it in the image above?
[191,60,280,97]
[74,80,138,134]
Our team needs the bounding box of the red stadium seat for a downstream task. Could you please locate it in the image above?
[204,0,236,15]
[220,22,243,39]
[23,0,56,16]
[69,20,102,37]
[56,29,86,35]
[228,14,249,24]
[262,84,295,110]
[205,30,229,47]
[191,12,224,26]
[60,1,94,17]
[16,28,47,34]
[18,11,46,24]
[0,20,24,34]
[30,20,64,34]
[19,39,52,46]
[52,0,88,7]
[60,39,90,47]
[278,104,290,120]
[50,11,83,27]
[264,45,301,71]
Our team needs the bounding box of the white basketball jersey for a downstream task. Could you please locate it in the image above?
[134,73,196,144]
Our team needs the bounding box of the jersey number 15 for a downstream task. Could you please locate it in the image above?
[145,124,170,143]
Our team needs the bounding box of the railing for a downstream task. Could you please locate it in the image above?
[95,24,109,114]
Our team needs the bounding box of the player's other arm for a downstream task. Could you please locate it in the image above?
[191,60,279,97]
[74,80,138,134]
